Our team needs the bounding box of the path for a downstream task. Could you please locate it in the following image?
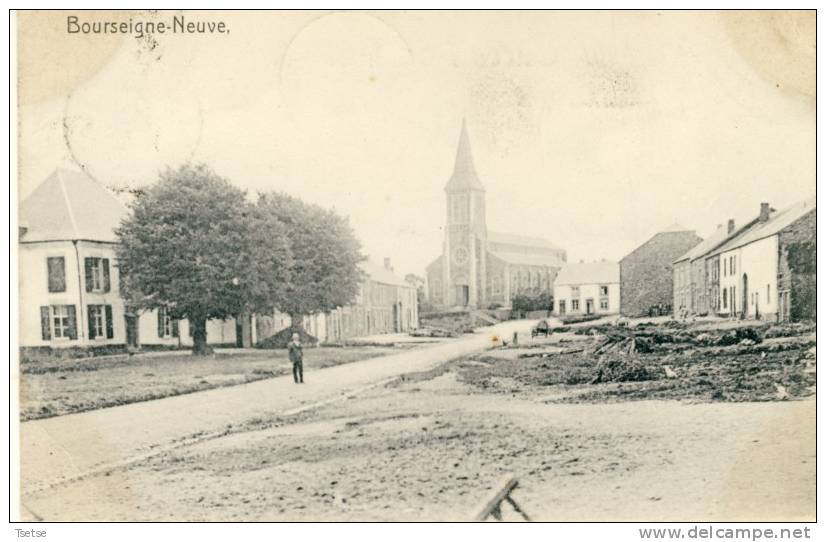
[19,320,533,501]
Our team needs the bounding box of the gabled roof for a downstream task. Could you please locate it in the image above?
[19,169,129,243]
[554,261,619,286]
[360,261,413,288]
[620,229,700,263]
[444,119,485,193]
[674,226,732,264]
[489,250,566,268]
[487,230,564,252]
[708,197,816,257]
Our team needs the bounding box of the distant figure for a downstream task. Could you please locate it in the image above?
[288,333,304,384]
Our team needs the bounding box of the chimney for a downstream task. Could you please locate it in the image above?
[383,257,393,271]
[727,219,735,234]
[760,202,770,222]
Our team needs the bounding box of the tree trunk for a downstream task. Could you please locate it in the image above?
[289,313,305,334]
[191,316,212,355]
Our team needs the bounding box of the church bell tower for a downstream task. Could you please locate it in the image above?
[443,120,487,308]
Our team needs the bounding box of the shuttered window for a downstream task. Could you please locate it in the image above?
[47,257,66,293]
[84,257,111,293]
[49,305,77,340]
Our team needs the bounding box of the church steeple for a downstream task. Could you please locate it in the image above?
[445,119,485,193]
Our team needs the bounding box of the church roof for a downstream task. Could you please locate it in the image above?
[444,119,485,193]
[554,261,620,286]
[487,230,564,252]
[19,168,129,243]
[489,250,565,268]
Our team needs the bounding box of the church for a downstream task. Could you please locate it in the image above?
[426,122,567,309]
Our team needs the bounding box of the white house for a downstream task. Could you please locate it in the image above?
[19,169,238,353]
[553,261,620,317]
[707,199,815,321]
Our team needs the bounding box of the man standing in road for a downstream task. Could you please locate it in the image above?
[288,332,304,384]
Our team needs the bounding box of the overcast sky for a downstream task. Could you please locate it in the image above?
[16,10,815,277]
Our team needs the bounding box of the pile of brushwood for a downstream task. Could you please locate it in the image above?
[459,320,816,402]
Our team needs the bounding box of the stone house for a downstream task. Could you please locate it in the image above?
[707,199,815,321]
[619,226,702,317]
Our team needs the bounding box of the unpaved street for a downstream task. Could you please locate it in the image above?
[22,368,814,521]
[19,320,532,507]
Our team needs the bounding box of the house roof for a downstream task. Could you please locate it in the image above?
[487,230,563,252]
[360,261,413,288]
[489,250,566,268]
[554,261,619,286]
[444,119,485,193]
[620,229,701,263]
[708,197,816,257]
[19,169,129,243]
[673,226,733,264]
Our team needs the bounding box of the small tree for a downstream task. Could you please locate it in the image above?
[116,164,291,354]
[257,192,364,332]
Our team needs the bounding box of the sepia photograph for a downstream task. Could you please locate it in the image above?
[11,8,817,526]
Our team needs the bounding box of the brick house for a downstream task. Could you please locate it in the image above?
[619,226,702,317]
[707,199,815,321]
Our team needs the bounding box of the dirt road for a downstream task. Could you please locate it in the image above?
[22,370,814,521]
[18,320,533,507]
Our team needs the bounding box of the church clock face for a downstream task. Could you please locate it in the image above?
[452,246,469,266]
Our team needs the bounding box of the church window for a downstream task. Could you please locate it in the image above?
[431,278,441,297]
[492,276,502,295]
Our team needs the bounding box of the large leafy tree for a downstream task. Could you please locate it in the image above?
[116,164,291,354]
[257,192,364,330]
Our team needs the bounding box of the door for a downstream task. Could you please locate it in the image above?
[558,300,566,315]
[741,274,749,319]
[393,303,400,332]
[586,299,594,315]
[125,315,139,348]
[457,285,469,306]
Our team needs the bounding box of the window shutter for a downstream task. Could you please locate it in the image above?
[66,305,78,340]
[47,257,66,293]
[40,306,51,340]
[103,259,111,293]
[88,306,97,339]
[172,319,179,338]
[105,305,114,339]
[158,310,165,338]
[84,258,93,292]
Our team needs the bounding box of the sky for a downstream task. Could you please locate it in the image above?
[16,10,815,279]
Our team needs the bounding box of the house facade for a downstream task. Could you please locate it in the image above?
[19,170,240,354]
[553,261,620,317]
[672,220,739,316]
[426,121,566,309]
[708,200,815,321]
[257,259,419,343]
[619,226,702,317]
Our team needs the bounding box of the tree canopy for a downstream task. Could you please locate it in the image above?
[256,192,365,324]
[116,164,292,353]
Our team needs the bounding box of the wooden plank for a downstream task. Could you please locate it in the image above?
[473,477,519,521]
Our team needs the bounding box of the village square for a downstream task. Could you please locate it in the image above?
[13,10,815,524]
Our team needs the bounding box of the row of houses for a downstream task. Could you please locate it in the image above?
[672,199,816,322]
[19,169,418,354]
[458,198,815,323]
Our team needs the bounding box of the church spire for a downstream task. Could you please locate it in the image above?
[445,119,485,192]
